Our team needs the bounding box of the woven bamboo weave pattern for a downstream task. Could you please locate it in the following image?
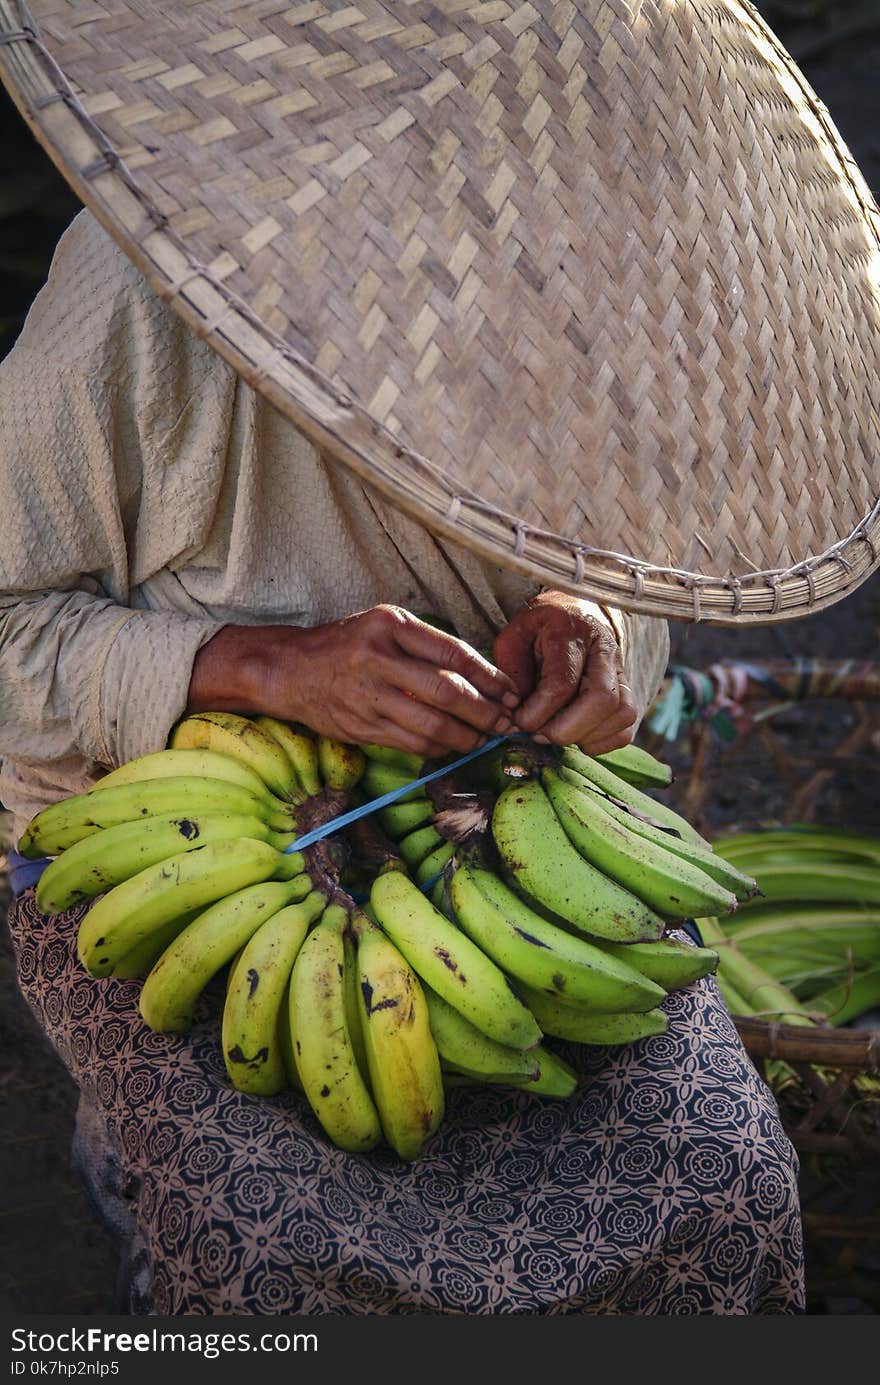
[1,0,879,620]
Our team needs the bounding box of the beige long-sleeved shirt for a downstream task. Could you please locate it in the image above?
[0,212,669,843]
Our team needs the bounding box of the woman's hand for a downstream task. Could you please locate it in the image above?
[493,591,637,754]
[188,606,518,757]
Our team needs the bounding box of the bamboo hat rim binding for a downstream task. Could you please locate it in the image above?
[1,0,879,623]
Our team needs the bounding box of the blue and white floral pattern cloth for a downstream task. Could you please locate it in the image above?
[9,890,804,1315]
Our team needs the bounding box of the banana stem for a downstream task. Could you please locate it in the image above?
[698,916,814,1028]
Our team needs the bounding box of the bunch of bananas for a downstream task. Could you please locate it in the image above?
[20,715,762,1160]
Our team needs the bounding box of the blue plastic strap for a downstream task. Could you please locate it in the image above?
[282,734,511,854]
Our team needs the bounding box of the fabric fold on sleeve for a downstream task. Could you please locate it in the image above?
[0,588,222,774]
[97,607,223,766]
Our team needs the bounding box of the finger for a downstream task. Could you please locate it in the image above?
[493,619,538,702]
[532,628,628,740]
[386,658,511,735]
[394,616,518,705]
[576,719,637,756]
[510,641,586,733]
[376,686,487,756]
[536,657,634,747]
[367,716,450,762]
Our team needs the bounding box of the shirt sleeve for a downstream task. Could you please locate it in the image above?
[0,345,222,778]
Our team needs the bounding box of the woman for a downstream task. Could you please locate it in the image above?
[0,211,803,1315]
[3,0,876,1317]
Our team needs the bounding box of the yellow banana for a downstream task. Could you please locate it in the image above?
[139,874,312,1033]
[36,812,297,916]
[289,904,382,1152]
[77,838,289,977]
[222,889,327,1094]
[370,870,541,1050]
[316,736,365,791]
[89,747,277,802]
[353,910,444,1161]
[110,911,199,980]
[170,712,300,800]
[20,775,293,858]
[254,718,322,796]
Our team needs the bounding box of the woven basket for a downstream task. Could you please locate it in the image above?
[645,658,880,1308]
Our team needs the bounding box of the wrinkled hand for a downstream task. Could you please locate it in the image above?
[493,591,637,753]
[190,605,517,758]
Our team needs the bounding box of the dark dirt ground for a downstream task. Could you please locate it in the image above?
[1,0,879,1316]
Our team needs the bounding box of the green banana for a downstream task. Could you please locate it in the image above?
[91,747,279,802]
[289,905,382,1152]
[517,983,669,1045]
[429,876,449,913]
[562,747,711,848]
[361,744,426,777]
[362,761,424,803]
[414,840,455,886]
[558,766,757,900]
[378,797,433,839]
[139,874,312,1032]
[543,768,738,919]
[424,986,539,1082]
[20,775,294,858]
[254,718,322,796]
[222,889,327,1094]
[36,812,298,915]
[449,864,666,1012]
[170,712,300,800]
[596,937,719,990]
[399,824,445,868]
[505,1046,579,1097]
[77,838,290,977]
[370,870,542,1051]
[491,781,666,943]
[353,910,445,1161]
[594,744,673,789]
[317,736,365,791]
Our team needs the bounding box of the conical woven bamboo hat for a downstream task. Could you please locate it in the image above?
[2,0,879,622]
